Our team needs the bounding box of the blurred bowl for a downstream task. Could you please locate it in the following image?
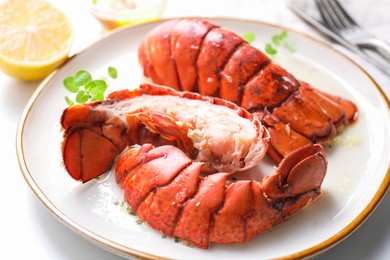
[90,0,167,30]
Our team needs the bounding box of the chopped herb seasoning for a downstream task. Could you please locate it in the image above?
[243,32,255,43]
[264,30,296,57]
[127,206,135,215]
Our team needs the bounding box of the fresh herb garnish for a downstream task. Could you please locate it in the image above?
[272,30,288,46]
[127,206,135,216]
[183,240,194,248]
[264,30,296,57]
[64,66,118,106]
[108,66,118,79]
[243,32,255,44]
[265,43,277,55]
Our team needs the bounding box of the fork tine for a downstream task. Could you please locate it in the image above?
[312,0,390,75]
[328,0,358,28]
[316,0,359,34]
[315,0,342,32]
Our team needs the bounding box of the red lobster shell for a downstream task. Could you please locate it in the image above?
[61,83,327,249]
[59,19,354,249]
[138,18,358,162]
[116,142,326,249]
[61,83,268,182]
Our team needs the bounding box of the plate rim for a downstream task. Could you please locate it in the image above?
[16,17,390,260]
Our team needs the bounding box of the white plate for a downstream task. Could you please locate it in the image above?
[16,18,390,259]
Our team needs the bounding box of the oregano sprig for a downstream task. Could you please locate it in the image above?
[64,66,118,106]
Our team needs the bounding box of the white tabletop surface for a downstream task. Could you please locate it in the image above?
[2,0,390,259]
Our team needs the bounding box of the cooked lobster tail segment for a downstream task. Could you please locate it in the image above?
[138,18,358,162]
[61,104,128,182]
[61,83,269,182]
[116,143,327,249]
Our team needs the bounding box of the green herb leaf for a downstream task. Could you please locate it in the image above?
[64,66,118,106]
[74,70,92,87]
[281,30,288,39]
[84,80,96,92]
[65,96,74,106]
[265,30,295,57]
[91,93,104,102]
[272,35,282,46]
[243,32,255,44]
[272,31,288,46]
[75,90,89,103]
[265,43,277,55]
[63,76,78,93]
[108,66,118,79]
[90,80,107,96]
[286,42,296,52]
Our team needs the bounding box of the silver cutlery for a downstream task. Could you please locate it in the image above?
[315,0,390,60]
[289,0,390,75]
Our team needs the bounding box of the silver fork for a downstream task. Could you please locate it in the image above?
[315,0,390,74]
[315,0,390,60]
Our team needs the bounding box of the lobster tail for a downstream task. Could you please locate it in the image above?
[61,83,269,182]
[61,104,127,182]
[117,143,327,249]
[138,18,358,162]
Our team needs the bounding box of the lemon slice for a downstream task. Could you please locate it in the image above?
[0,0,73,80]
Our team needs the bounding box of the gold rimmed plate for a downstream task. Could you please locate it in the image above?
[16,18,390,259]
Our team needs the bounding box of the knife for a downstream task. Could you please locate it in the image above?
[288,0,390,76]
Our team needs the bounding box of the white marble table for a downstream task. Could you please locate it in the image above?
[1,0,389,259]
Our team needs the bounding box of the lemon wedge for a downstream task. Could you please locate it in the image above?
[0,0,73,80]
